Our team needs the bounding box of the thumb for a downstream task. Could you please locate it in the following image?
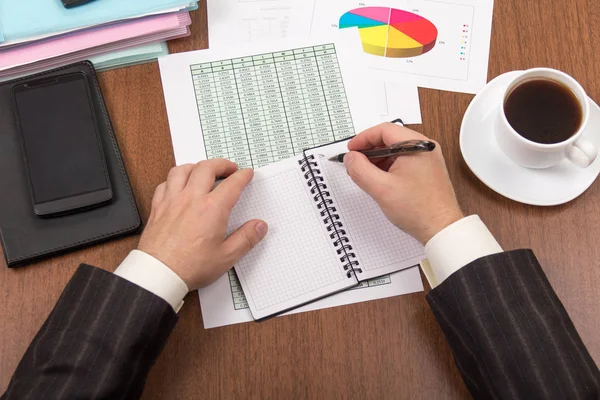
[344,151,391,199]
[222,219,268,264]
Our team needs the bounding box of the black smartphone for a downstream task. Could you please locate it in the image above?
[12,72,112,217]
[61,0,97,8]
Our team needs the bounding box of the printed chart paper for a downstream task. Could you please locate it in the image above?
[208,0,312,47]
[293,0,494,93]
[207,0,422,123]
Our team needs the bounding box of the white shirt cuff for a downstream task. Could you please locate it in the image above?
[114,250,189,313]
[421,215,503,288]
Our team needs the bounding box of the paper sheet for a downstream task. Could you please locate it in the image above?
[290,0,494,94]
[376,82,421,124]
[159,37,380,168]
[207,0,422,124]
[208,0,310,47]
[199,266,423,328]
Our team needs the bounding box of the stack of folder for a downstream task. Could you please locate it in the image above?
[0,0,197,79]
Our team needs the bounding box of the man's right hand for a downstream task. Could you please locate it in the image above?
[344,123,464,244]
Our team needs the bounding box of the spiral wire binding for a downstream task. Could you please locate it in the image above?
[298,155,362,278]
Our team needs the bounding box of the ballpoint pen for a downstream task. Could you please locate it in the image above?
[327,118,435,162]
[328,140,436,162]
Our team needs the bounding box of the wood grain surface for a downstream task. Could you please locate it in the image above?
[1,1,599,398]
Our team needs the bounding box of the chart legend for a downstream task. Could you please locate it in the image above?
[339,7,438,58]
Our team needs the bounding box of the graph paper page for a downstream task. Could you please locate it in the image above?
[306,144,425,281]
[227,156,357,320]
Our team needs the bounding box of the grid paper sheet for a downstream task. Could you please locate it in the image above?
[227,157,356,319]
[306,151,424,280]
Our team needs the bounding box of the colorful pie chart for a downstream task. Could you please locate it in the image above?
[340,7,438,58]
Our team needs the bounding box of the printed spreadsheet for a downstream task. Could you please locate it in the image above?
[190,44,355,169]
[229,269,392,310]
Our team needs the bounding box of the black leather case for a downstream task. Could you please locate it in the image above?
[0,61,141,267]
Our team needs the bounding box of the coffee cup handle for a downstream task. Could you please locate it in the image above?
[567,138,598,168]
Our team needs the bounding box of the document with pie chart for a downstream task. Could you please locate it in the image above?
[340,7,439,58]
[296,0,494,93]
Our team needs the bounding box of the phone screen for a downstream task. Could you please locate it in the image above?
[13,74,110,208]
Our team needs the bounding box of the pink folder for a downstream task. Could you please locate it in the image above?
[0,12,191,72]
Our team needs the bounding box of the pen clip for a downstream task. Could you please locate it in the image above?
[390,140,434,151]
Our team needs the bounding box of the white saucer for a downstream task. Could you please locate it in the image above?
[460,71,600,206]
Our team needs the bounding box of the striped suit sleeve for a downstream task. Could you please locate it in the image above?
[1,264,178,400]
[427,249,600,400]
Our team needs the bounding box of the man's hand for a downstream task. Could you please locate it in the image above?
[138,159,268,290]
[344,123,463,244]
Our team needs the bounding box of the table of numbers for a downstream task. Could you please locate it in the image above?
[191,44,355,168]
[228,269,393,311]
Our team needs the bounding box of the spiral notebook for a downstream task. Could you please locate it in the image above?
[228,140,424,320]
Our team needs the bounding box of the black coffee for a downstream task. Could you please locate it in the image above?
[504,78,583,144]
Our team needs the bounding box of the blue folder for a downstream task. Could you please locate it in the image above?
[0,0,197,44]
[90,42,170,71]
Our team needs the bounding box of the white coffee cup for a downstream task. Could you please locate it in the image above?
[494,68,597,169]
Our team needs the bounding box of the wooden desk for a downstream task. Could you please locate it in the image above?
[1,1,599,398]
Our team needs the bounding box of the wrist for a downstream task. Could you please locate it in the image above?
[419,209,464,244]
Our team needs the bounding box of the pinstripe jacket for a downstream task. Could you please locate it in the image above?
[2,250,599,399]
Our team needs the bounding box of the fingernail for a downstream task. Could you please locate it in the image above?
[255,222,268,240]
[344,152,355,168]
